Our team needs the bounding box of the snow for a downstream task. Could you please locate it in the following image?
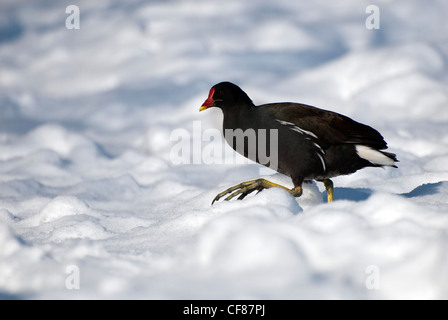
[1,0,448,299]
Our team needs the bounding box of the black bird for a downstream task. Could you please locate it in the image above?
[199,81,398,204]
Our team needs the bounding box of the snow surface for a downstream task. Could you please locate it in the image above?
[1,0,448,299]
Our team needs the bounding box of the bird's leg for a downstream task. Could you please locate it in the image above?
[211,178,303,205]
[323,178,334,202]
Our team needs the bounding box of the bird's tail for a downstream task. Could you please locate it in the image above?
[356,145,398,168]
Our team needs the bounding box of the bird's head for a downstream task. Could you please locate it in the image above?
[199,82,253,112]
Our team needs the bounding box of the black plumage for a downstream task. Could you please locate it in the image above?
[200,81,398,203]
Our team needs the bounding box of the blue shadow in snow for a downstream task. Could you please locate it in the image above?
[402,182,444,198]
[322,181,446,202]
[0,17,23,44]
[0,291,30,300]
[322,187,373,202]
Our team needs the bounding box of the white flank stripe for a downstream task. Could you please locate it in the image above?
[276,119,318,139]
[356,145,395,166]
[290,126,318,139]
[313,142,325,154]
[276,120,295,126]
[317,153,326,172]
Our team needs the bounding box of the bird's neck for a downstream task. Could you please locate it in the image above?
[222,103,254,130]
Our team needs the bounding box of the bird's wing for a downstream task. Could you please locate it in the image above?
[266,103,388,150]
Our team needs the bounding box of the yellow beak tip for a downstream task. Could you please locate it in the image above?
[199,106,208,112]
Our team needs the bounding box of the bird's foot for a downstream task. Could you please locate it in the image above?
[211,178,302,205]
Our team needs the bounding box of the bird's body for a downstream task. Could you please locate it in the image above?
[200,82,397,203]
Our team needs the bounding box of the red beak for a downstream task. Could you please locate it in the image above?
[199,88,215,111]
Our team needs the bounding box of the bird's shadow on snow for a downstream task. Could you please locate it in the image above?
[328,181,445,202]
[328,187,373,202]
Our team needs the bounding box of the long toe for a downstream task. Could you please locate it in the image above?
[212,180,263,204]
[223,181,260,201]
[211,179,302,205]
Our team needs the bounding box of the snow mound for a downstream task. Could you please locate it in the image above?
[25,195,89,226]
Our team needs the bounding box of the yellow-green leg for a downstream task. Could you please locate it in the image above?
[323,179,334,202]
[211,178,303,205]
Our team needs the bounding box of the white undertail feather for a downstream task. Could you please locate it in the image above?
[356,145,395,166]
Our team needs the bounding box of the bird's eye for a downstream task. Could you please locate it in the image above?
[219,90,225,96]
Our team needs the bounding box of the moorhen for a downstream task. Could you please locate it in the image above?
[200,82,398,204]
